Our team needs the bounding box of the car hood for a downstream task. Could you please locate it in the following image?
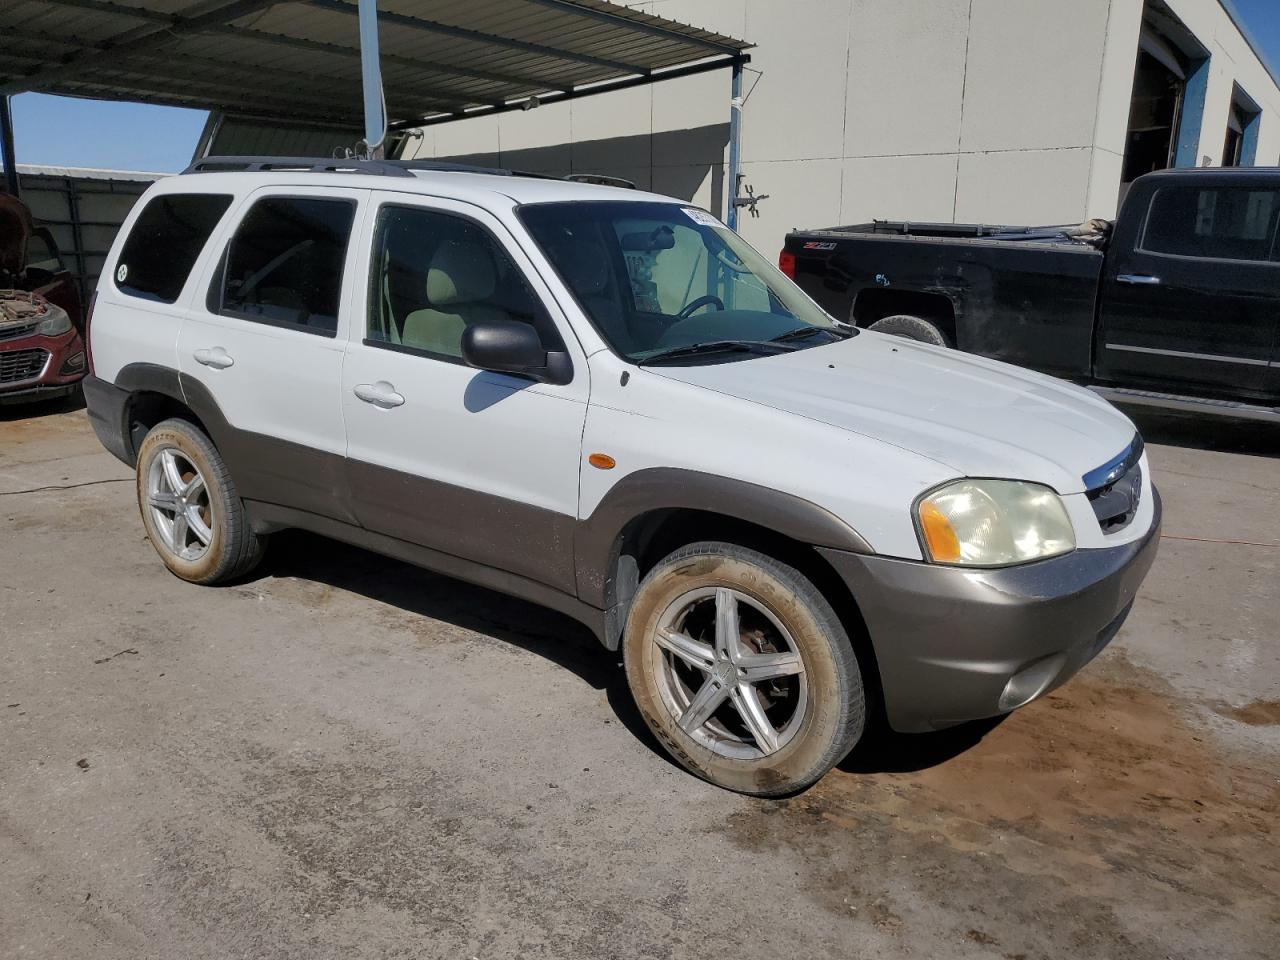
[649,332,1135,494]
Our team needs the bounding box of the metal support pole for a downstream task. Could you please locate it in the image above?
[192,109,225,162]
[726,62,743,230]
[358,0,387,159]
[66,177,89,306]
[0,95,19,197]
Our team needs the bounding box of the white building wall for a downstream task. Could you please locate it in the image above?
[1159,0,1280,166]
[403,0,1280,255]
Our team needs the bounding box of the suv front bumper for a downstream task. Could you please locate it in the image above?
[820,489,1162,733]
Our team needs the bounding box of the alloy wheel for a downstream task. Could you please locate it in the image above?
[145,447,213,562]
[651,586,808,760]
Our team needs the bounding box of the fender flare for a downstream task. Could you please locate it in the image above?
[574,468,874,645]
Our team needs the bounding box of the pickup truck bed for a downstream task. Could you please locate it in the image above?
[782,168,1280,418]
[789,221,1108,378]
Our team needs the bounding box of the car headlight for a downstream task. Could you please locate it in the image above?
[34,303,73,338]
[915,479,1075,566]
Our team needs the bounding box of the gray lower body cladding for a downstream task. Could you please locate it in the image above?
[84,374,133,464]
[820,489,1162,733]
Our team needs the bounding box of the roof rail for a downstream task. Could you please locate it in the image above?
[183,156,415,177]
[565,173,636,189]
[182,156,527,178]
[183,156,645,188]
[391,159,521,178]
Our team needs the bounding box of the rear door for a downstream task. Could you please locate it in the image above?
[178,185,367,522]
[340,192,589,594]
[1095,177,1280,400]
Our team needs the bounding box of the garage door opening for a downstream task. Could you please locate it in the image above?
[1121,47,1184,185]
[1121,2,1212,203]
[1222,83,1262,167]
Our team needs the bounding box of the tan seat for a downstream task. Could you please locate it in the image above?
[553,239,631,352]
[402,240,508,357]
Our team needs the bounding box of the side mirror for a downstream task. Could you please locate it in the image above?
[461,320,572,385]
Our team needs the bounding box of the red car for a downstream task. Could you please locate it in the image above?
[1,193,86,403]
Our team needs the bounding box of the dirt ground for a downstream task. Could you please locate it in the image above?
[1,397,1277,959]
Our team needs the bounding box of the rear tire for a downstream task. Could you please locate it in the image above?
[867,313,951,347]
[135,418,264,585]
[623,542,865,796]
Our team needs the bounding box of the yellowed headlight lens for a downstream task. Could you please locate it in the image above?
[917,479,1075,566]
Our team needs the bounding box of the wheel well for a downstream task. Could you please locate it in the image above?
[125,391,210,462]
[610,508,883,712]
[852,288,956,340]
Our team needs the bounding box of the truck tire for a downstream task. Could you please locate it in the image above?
[623,541,865,796]
[135,418,265,585]
[868,314,951,347]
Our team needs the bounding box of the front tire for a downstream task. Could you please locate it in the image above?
[623,542,865,796]
[135,418,264,585]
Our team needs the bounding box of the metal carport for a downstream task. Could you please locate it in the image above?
[1,0,751,212]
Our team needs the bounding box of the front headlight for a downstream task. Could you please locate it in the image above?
[34,303,73,338]
[915,479,1075,566]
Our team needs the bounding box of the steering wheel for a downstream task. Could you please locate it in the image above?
[677,295,725,319]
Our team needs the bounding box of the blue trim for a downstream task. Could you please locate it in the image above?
[1174,58,1211,168]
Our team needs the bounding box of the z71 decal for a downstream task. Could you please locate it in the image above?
[802,241,837,251]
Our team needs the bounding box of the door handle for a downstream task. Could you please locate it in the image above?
[1116,274,1162,286]
[353,381,405,409]
[193,346,234,369]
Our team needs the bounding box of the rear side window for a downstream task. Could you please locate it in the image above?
[116,194,232,302]
[1141,185,1280,262]
[215,196,356,336]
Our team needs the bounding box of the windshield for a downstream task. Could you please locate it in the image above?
[519,201,847,364]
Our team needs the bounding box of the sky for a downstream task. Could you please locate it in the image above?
[4,0,1280,174]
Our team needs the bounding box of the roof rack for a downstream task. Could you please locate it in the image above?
[182,156,522,178]
[184,157,412,177]
[181,157,640,188]
[565,173,637,189]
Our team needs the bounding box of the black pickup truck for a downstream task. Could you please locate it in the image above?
[781,168,1280,422]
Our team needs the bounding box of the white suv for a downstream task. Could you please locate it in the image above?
[84,158,1160,795]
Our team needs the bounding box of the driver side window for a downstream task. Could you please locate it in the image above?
[216,196,355,336]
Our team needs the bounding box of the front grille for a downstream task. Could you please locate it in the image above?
[0,320,41,341]
[1084,436,1144,533]
[0,348,49,384]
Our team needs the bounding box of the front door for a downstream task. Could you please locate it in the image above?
[341,193,589,595]
[178,185,367,522]
[1096,178,1280,401]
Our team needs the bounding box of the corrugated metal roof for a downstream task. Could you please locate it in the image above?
[2,0,751,129]
[16,164,167,181]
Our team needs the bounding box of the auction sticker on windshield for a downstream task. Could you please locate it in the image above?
[682,207,724,228]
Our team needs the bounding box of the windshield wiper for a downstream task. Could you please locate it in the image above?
[637,339,794,365]
[770,324,855,344]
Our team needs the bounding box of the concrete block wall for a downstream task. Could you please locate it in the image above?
[403,0,1280,255]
